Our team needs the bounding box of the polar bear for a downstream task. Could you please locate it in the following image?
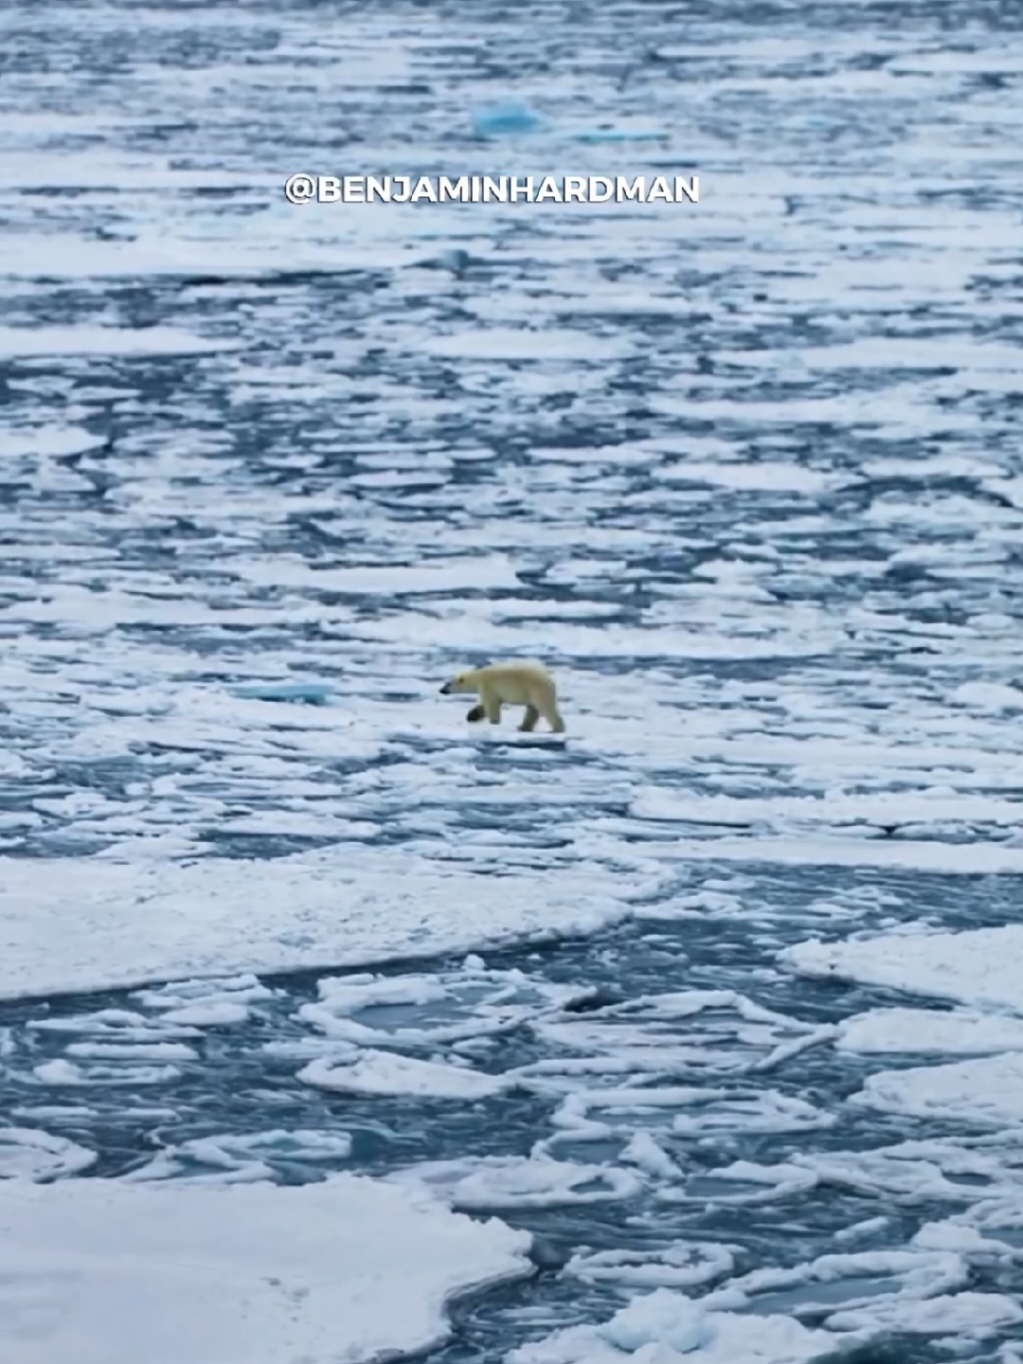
[440,662,565,733]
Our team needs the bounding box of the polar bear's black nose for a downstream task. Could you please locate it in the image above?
[439,682,451,694]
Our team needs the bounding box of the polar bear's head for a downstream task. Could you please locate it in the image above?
[439,668,479,695]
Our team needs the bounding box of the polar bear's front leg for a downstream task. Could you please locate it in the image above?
[481,685,502,725]
[519,704,539,733]
[466,704,485,723]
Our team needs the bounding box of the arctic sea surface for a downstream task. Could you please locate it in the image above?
[2,1,1023,1361]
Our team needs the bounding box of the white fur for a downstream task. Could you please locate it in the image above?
[440,662,565,733]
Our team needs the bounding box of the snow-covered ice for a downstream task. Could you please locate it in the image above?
[783,927,1023,1014]
[0,848,633,1002]
[0,1174,532,1364]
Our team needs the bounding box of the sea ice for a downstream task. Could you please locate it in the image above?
[507,1287,869,1363]
[0,847,632,1002]
[298,1048,509,1100]
[837,1007,1023,1056]
[783,926,1023,1014]
[851,1053,1023,1127]
[0,1127,96,1181]
[389,1154,644,1210]
[0,1173,531,1364]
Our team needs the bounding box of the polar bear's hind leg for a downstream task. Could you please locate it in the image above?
[545,704,566,733]
[519,704,540,733]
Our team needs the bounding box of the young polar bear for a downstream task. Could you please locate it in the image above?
[440,662,565,733]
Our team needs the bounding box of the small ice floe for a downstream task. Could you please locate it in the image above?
[551,1083,834,1141]
[782,925,1023,1014]
[0,1126,96,1180]
[471,102,546,137]
[296,965,559,1049]
[26,1007,201,1042]
[721,1246,969,1319]
[125,1128,353,1184]
[32,1058,181,1087]
[851,1053,1023,1127]
[620,1131,683,1180]
[136,973,278,1028]
[229,681,333,705]
[565,1241,736,1291]
[389,1154,643,1211]
[658,1158,818,1207]
[570,126,665,143]
[297,1049,509,1100]
[788,1137,1015,1202]
[470,100,664,143]
[837,1007,1023,1057]
[507,1287,871,1364]
[951,681,1023,714]
[913,1197,1023,1259]
[834,1217,891,1245]
[825,1290,1022,1341]
[63,1041,197,1061]
[523,987,823,1088]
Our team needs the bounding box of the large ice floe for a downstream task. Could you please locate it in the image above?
[0,846,635,1001]
[0,1175,531,1364]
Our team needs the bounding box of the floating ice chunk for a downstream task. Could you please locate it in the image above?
[471,102,545,137]
[0,1174,531,1363]
[549,1084,833,1142]
[852,1053,1023,1127]
[0,1127,96,1181]
[126,1129,354,1183]
[32,1058,180,1087]
[26,1008,201,1041]
[508,1287,867,1363]
[229,682,333,705]
[837,1008,1023,1056]
[65,1042,197,1061]
[298,973,451,1038]
[32,1059,86,1086]
[913,1220,1023,1258]
[782,926,1023,1014]
[159,1001,251,1027]
[298,968,551,1048]
[670,1089,835,1136]
[136,975,277,1009]
[827,1290,1022,1339]
[602,1290,713,1353]
[297,1049,508,1100]
[0,325,240,358]
[834,1217,891,1245]
[726,1247,968,1315]
[0,427,105,459]
[565,1242,735,1290]
[10,1107,98,1123]
[951,682,1023,714]
[789,1142,1006,1203]
[649,462,843,495]
[621,1132,683,1180]
[570,128,665,143]
[389,1154,643,1210]
[659,1159,818,1207]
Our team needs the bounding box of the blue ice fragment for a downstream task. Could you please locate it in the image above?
[231,682,333,705]
[571,129,665,143]
[472,102,545,138]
